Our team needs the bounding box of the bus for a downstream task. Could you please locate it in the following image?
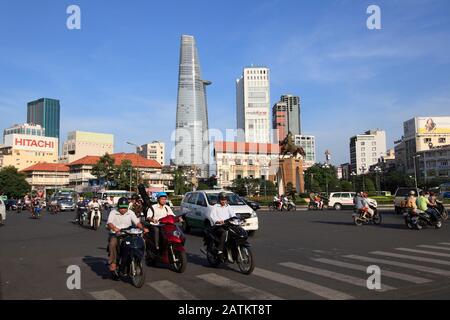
[95,190,134,204]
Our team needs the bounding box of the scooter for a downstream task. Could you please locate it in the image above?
[89,207,102,230]
[144,215,187,273]
[32,205,42,219]
[201,217,255,275]
[435,202,448,221]
[353,199,381,226]
[109,228,146,288]
[404,208,443,230]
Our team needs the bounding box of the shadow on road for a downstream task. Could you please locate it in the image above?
[312,221,355,226]
[312,220,407,230]
[82,255,110,279]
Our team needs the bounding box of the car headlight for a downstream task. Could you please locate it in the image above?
[251,210,257,218]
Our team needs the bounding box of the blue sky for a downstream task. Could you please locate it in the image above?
[1,0,450,165]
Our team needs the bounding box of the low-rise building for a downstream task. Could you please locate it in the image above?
[21,163,70,191]
[60,131,114,163]
[214,141,280,188]
[417,144,450,181]
[137,141,165,166]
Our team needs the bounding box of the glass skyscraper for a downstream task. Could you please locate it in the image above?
[27,98,60,140]
[174,35,211,177]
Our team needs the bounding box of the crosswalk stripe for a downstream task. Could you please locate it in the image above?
[89,289,126,300]
[312,258,431,284]
[148,280,198,300]
[371,251,450,266]
[418,245,450,251]
[396,248,450,258]
[345,255,450,277]
[438,242,450,246]
[197,273,283,300]
[253,267,354,300]
[280,262,395,291]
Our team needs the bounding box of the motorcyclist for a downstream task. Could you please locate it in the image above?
[405,190,418,213]
[354,192,366,215]
[146,192,180,251]
[273,195,281,210]
[129,194,143,218]
[314,193,323,210]
[106,197,147,273]
[361,192,374,218]
[209,192,236,256]
[417,190,438,222]
[88,196,102,226]
[282,195,289,209]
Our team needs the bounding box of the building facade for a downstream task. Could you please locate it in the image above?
[61,131,114,163]
[174,35,211,177]
[294,135,316,169]
[68,153,163,192]
[417,145,450,181]
[214,141,279,188]
[21,163,70,191]
[350,129,387,175]
[138,141,165,166]
[272,95,301,143]
[236,66,271,143]
[394,117,450,173]
[0,123,58,170]
[27,98,61,140]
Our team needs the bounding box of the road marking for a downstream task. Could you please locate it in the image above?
[280,262,394,291]
[371,251,450,266]
[418,245,450,251]
[197,273,283,300]
[40,298,53,300]
[345,255,450,277]
[438,242,450,246]
[396,248,450,258]
[89,289,126,300]
[148,280,198,300]
[252,267,354,300]
[312,258,431,284]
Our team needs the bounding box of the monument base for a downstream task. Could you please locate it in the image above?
[277,158,305,195]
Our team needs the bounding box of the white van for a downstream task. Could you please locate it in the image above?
[180,190,259,236]
[0,199,6,225]
[328,192,357,210]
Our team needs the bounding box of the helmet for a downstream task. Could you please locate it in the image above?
[409,190,416,196]
[218,192,228,200]
[117,197,129,209]
[132,194,140,201]
[157,192,168,199]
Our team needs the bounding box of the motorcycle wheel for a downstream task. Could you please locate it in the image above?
[130,258,145,288]
[435,220,442,229]
[416,220,423,230]
[93,217,99,231]
[0,215,3,225]
[170,250,187,273]
[206,244,220,267]
[237,246,255,275]
[372,213,382,225]
[405,217,415,230]
[441,210,448,221]
[354,217,363,226]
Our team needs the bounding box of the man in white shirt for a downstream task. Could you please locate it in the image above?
[88,196,102,226]
[146,192,182,251]
[106,197,147,272]
[209,192,236,255]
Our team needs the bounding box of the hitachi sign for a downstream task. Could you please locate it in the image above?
[15,138,54,149]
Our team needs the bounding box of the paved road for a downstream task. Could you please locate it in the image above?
[1,208,450,300]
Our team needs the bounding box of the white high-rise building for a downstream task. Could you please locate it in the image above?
[350,129,387,175]
[236,66,271,143]
[138,141,165,166]
[61,131,114,163]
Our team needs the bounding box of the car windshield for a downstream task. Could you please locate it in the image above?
[396,188,417,197]
[206,193,246,206]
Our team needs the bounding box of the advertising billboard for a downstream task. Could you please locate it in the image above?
[4,134,58,152]
[416,117,450,134]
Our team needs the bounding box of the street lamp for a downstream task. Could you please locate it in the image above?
[359,166,367,192]
[350,171,357,192]
[322,164,330,196]
[374,166,382,195]
[413,154,421,189]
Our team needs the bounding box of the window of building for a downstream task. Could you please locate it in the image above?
[372,142,376,146]
[424,138,432,143]
[361,153,366,157]
[361,142,365,146]
[439,138,446,143]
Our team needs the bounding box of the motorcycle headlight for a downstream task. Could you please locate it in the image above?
[173,230,181,237]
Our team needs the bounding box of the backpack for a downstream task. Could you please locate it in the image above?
[148,204,169,219]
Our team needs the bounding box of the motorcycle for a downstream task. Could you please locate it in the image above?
[435,202,448,221]
[201,217,255,275]
[404,208,443,230]
[144,215,187,273]
[353,199,382,226]
[283,200,296,211]
[268,201,281,211]
[16,202,24,213]
[32,204,42,219]
[109,228,146,288]
[78,205,89,227]
[89,207,102,230]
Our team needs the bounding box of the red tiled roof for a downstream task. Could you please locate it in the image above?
[68,153,162,169]
[214,141,280,155]
[21,163,69,172]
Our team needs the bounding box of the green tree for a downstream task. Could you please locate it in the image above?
[304,163,339,193]
[231,178,260,196]
[91,153,116,189]
[197,183,210,191]
[115,160,137,191]
[260,179,277,196]
[339,180,353,192]
[173,168,190,195]
[365,177,376,193]
[0,166,31,198]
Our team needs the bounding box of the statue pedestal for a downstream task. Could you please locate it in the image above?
[277,158,305,195]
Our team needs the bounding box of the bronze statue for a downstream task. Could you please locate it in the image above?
[279,132,306,159]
